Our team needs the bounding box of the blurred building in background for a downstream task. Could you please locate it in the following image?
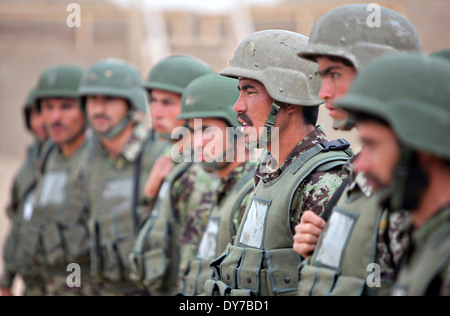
[1,0,450,157]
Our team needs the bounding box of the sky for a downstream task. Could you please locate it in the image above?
[108,0,281,13]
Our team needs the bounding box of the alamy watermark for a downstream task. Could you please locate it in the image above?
[66,3,81,28]
[367,263,381,288]
[66,263,81,288]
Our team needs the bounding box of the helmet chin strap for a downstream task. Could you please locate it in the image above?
[379,146,428,212]
[332,116,355,131]
[100,110,134,140]
[246,101,281,150]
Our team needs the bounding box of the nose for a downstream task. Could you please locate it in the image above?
[233,95,247,114]
[318,78,334,102]
[354,149,371,175]
[151,102,164,119]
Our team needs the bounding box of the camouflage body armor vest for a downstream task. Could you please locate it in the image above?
[83,131,165,289]
[391,207,450,296]
[24,141,91,274]
[129,162,193,295]
[205,140,353,296]
[298,183,389,296]
[182,164,256,296]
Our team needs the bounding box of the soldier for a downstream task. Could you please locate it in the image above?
[294,4,422,296]
[335,52,450,296]
[22,64,92,296]
[176,73,257,296]
[204,30,353,296]
[0,89,48,296]
[129,76,227,296]
[142,56,213,212]
[77,58,166,296]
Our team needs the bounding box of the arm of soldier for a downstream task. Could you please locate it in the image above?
[144,155,173,198]
[0,267,15,296]
[290,170,347,256]
[293,211,326,258]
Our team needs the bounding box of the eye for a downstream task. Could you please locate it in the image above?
[331,72,340,79]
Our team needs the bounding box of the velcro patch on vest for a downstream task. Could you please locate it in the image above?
[314,207,358,269]
[23,188,36,221]
[101,177,133,214]
[198,217,220,260]
[38,169,69,206]
[239,196,271,249]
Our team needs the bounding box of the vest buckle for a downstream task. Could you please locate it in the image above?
[319,138,350,152]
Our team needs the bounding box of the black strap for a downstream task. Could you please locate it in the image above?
[321,177,351,222]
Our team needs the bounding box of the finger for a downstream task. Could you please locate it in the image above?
[293,243,316,258]
[301,210,326,228]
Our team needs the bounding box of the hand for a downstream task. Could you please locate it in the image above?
[144,155,174,198]
[0,287,13,296]
[293,210,326,258]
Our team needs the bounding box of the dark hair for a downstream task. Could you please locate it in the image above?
[303,105,320,126]
[320,55,355,68]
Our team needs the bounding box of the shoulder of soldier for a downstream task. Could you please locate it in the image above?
[292,168,348,219]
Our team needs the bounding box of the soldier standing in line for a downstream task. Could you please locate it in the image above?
[77,58,166,296]
[204,30,353,296]
[141,55,214,213]
[0,89,48,296]
[335,52,450,296]
[293,4,422,296]
[175,73,257,296]
[22,64,94,296]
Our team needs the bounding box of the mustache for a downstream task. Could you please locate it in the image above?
[237,113,253,126]
[92,114,111,121]
[50,122,65,129]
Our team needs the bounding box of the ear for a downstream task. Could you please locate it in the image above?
[286,104,298,114]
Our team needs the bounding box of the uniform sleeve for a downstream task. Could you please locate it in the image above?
[289,169,347,233]
[439,264,450,296]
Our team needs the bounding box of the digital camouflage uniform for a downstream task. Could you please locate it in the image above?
[129,161,220,295]
[1,141,46,296]
[180,161,257,295]
[296,4,422,296]
[205,30,354,296]
[256,126,348,231]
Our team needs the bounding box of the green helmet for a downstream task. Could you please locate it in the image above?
[34,64,84,111]
[430,48,450,63]
[23,88,37,131]
[298,4,422,71]
[143,55,213,95]
[220,29,322,107]
[78,58,147,113]
[336,52,450,160]
[177,73,240,128]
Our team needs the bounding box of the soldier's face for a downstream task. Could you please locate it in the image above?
[29,107,47,142]
[149,89,185,135]
[354,120,400,191]
[190,117,229,165]
[234,78,274,145]
[86,95,130,135]
[41,98,85,145]
[317,57,357,124]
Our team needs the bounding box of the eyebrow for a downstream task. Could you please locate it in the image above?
[237,84,256,91]
[319,66,342,77]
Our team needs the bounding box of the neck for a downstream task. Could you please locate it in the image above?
[60,133,86,157]
[412,163,450,228]
[269,123,315,166]
[216,160,243,178]
[100,122,134,158]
